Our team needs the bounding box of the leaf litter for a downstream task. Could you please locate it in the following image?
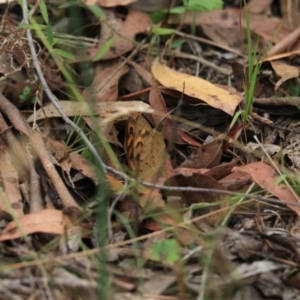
[2,1,300,299]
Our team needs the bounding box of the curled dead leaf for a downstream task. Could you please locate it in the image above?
[0,209,69,242]
[233,162,300,217]
[180,139,223,169]
[270,61,299,90]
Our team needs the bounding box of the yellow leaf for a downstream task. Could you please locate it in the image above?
[151,57,242,116]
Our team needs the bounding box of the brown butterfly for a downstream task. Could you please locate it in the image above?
[124,114,169,183]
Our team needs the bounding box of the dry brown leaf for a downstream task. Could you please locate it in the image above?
[151,57,242,115]
[149,87,185,144]
[201,24,248,53]
[280,0,300,28]
[82,61,129,102]
[128,59,155,86]
[45,138,69,162]
[69,153,100,185]
[164,173,228,225]
[0,151,23,217]
[46,138,121,187]
[178,129,202,147]
[83,118,122,147]
[120,67,149,96]
[270,61,299,90]
[267,25,300,57]
[73,9,151,62]
[168,8,290,46]
[233,162,300,217]
[247,0,273,14]
[176,157,239,181]
[180,139,223,169]
[205,157,240,180]
[219,170,252,191]
[45,138,75,187]
[27,100,154,124]
[0,209,69,242]
[164,173,227,206]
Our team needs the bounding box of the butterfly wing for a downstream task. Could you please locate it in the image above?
[125,115,169,182]
[139,130,168,182]
[124,116,137,172]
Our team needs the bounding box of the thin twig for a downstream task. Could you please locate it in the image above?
[253,97,300,106]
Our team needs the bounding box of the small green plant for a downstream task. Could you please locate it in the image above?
[149,239,182,265]
[19,86,34,103]
[241,0,281,122]
[242,1,262,122]
[19,86,31,102]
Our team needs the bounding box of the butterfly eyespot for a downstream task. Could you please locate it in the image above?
[141,130,150,138]
[129,126,134,135]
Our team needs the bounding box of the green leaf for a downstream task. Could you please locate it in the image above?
[151,11,167,23]
[184,0,223,11]
[169,6,187,13]
[149,239,181,265]
[54,49,75,60]
[46,23,53,46]
[93,37,115,61]
[86,5,104,19]
[19,86,32,102]
[51,39,59,47]
[171,39,186,49]
[58,0,79,9]
[151,6,186,23]
[151,27,175,35]
[39,0,49,24]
